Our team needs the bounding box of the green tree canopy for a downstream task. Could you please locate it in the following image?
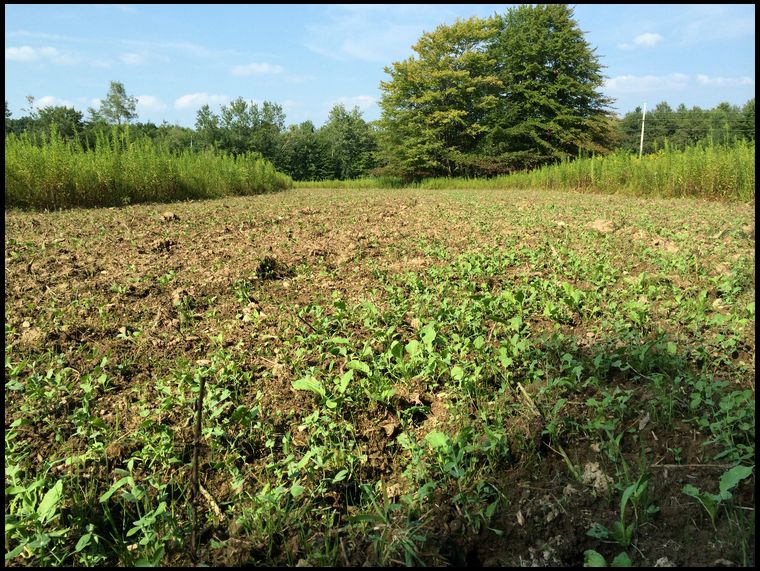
[378,4,616,178]
[483,4,616,169]
[281,120,331,181]
[378,16,502,179]
[36,106,85,140]
[93,81,138,126]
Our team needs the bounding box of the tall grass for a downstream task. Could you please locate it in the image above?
[5,127,293,210]
[298,141,755,202]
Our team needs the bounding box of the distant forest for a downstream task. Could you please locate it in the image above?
[7,95,753,183]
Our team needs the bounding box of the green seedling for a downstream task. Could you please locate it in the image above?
[587,472,653,548]
[583,549,632,567]
[682,464,753,529]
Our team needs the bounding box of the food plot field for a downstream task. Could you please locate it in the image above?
[4,187,755,566]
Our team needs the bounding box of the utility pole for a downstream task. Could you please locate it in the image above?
[638,103,647,158]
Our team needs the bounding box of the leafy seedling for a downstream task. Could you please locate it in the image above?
[682,464,753,529]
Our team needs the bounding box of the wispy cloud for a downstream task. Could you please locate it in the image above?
[6,45,78,65]
[604,73,690,93]
[304,4,453,62]
[677,5,755,45]
[175,93,230,110]
[120,52,146,65]
[114,4,138,14]
[696,74,754,87]
[137,95,168,113]
[118,50,169,66]
[8,30,242,61]
[35,95,75,109]
[231,62,285,76]
[618,32,663,50]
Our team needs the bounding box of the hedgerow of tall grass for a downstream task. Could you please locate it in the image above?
[5,127,293,210]
[298,141,754,202]
[482,140,755,202]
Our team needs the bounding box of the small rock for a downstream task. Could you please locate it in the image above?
[655,556,676,567]
[712,298,726,310]
[582,462,613,494]
[587,219,615,234]
[161,211,180,222]
[562,484,578,497]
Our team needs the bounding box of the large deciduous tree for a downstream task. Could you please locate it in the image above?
[378,4,616,178]
[484,4,615,169]
[281,120,331,181]
[378,16,502,180]
[36,106,85,140]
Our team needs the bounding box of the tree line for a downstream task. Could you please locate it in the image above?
[5,4,755,182]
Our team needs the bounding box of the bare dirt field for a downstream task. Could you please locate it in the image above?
[5,188,755,566]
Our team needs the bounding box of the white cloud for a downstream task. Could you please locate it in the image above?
[618,32,663,50]
[114,4,138,14]
[136,95,167,113]
[634,32,663,47]
[678,5,755,45]
[89,58,113,68]
[120,52,146,65]
[6,45,77,65]
[696,74,754,87]
[175,93,229,110]
[35,96,75,109]
[604,73,690,93]
[6,46,38,62]
[331,95,378,113]
[231,62,285,76]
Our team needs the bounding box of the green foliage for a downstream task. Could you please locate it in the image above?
[682,465,754,529]
[484,4,616,168]
[378,15,502,179]
[292,140,754,201]
[584,549,632,567]
[280,120,331,181]
[378,5,615,178]
[93,81,138,126]
[320,104,378,180]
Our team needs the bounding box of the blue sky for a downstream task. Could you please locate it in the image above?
[5,4,755,128]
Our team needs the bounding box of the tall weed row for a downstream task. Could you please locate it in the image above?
[5,127,293,210]
[298,142,754,202]
[486,140,754,201]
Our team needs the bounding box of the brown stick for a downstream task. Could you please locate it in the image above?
[191,374,206,564]
[650,463,732,469]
